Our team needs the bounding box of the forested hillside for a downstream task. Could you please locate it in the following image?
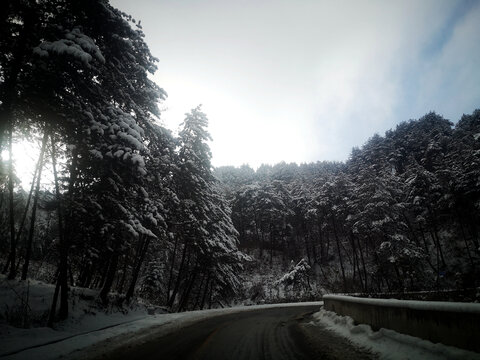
[216,111,480,297]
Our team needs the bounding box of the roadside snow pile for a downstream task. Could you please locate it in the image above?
[312,308,480,360]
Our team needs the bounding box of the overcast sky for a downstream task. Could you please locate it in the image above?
[111,0,480,169]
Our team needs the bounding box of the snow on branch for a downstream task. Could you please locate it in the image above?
[33,28,105,67]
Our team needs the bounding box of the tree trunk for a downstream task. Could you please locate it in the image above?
[402,212,420,246]
[166,233,179,303]
[178,266,198,312]
[458,218,475,269]
[21,131,48,280]
[125,236,151,302]
[47,276,61,328]
[7,120,16,280]
[302,221,311,265]
[1,2,38,275]
[50,135,68,319]
[310,227,318,264]
[208,282,214,309]
[100,247,119,305]
[356,235,368,292]
[428,207,446,268]
[14,152,39,265]
[331,216,346,292]
[200,275,211,310]
[167,241,189,308]
[193,272,207,310]
[350,233,364,291]
[117,254,129,293]
[317,217,325,264]
[269,223,274,266]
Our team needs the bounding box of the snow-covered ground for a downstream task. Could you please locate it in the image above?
[0,275,153,358]
[311,308,480,360]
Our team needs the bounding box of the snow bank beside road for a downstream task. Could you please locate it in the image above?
[312,308,480,360]
[323,294,480,352]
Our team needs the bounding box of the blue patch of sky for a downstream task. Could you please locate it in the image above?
[396,71,421,123]
[421,0,478,59]
[395,0,478,126]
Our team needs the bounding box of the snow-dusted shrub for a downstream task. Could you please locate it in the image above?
[274,259,312,298]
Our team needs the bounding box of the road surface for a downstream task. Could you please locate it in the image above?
[92,305,375,360]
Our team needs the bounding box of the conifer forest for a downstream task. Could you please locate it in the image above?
[1,0,479,328]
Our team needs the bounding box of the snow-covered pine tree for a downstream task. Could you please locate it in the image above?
[1,0,168,319]
[168,106,248,310]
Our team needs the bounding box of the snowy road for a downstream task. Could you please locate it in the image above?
[95,305,375,360]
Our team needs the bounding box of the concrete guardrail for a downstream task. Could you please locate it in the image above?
[323,294,480,353]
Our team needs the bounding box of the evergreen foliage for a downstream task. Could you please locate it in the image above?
[0,1,246,323]
[217,111,480,294]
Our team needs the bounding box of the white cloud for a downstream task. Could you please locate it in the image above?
[113,0,475,167]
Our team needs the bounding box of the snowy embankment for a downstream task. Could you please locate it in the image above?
[311,308,480,360]
[0,275,151,358]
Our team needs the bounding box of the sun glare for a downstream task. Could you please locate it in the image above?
[2,140,43,191]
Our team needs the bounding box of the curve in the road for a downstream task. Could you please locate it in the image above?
[98,305,375,360]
